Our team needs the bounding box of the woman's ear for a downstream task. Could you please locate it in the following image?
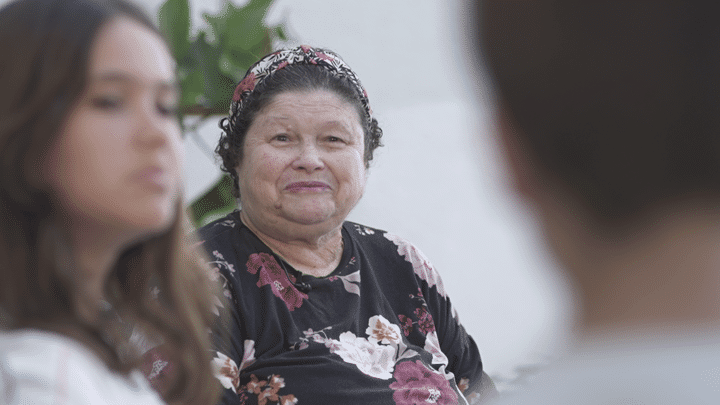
[497,106,540,203]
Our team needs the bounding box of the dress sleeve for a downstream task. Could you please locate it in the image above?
[206,248,250,405]
[421,269,498,403]
[385,231,498,404]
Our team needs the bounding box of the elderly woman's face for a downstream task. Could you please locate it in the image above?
[236,89,366,233]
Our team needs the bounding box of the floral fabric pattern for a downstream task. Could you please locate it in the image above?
[384,233,447,297]
[296,316,421,381]
[415,306,436,335]
[246,253,308,311]
[327,269,361,295]
[213,351,241,393]
[330,331,397,379]
[245,375,297,405]
[390,360,458,405]
[229,45,373,127]
[199,211,490,405]
[206,249,236,306]
[367,315,402,345]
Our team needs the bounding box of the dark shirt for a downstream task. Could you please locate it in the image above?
[199,210,492,405]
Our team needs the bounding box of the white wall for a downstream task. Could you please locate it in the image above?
[174,0,577,383]
[1,0,576,384]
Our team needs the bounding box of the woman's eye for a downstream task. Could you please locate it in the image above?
[327,136,344,143]
[157,102,178,117]
[273,134,289,142]
[91,96,122,110]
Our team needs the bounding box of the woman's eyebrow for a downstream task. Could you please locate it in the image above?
[319,120,352,132]
[90,71,179,91]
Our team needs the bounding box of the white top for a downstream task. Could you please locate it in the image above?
[491,330,720,405]
[0,329,164,405]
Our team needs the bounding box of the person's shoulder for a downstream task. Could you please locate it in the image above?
[343,221,427,259]
[343,221,448,291]
[342,220,410,252]
[0,329,164,405]
[0,328,98,370]
[343,220,387,239]
[492,341,720,405]
[197,210,242,244]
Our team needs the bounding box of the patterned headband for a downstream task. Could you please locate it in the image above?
[229,45,373,124]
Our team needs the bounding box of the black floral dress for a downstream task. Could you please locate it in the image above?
[199,210,493,405]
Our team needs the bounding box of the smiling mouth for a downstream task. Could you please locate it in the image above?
[133,167,169,192]
[285,181,331,192]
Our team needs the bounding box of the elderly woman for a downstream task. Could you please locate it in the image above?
[200,45,496,405]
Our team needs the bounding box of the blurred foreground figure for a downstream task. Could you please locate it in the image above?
[0,0,220,404]
[478,2,720,403]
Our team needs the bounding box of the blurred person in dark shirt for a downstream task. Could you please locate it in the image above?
[475,2,720,403]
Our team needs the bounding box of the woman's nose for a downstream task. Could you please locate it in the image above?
[134,101,172,148]
[291,141,324,172]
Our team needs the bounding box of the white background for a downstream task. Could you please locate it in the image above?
[2,0,577,385]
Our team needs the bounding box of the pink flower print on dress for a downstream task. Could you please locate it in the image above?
[140,347,172,392]
[414,307,436,335]
[384,233,447,297]
[212,352,241,393]
[458,377,470,393]
[207,266,220,281]
[423,331,450,373]
[246,374,267,395]
[366,314,402,345]
[329,331,396,379]
[397,314,413,336]
[280,395,298,405]
[389,360,458,405]
[240,340,257,371]
[244,374,296,405]
[246,253,308,311]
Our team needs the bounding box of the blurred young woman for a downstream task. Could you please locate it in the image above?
[0,0,219,403]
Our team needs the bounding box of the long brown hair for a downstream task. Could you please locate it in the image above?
[0,0,220,403]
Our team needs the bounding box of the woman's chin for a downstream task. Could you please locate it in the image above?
[117,205,177,236]
[280,206,340,227]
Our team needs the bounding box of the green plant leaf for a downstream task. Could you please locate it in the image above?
[158,0,289,211]
[158,0,190,61]
[184,33,233,108]
[222,49,261,81]
[179,69,206,108]
[274,25,287,41]
[189,174,237,227]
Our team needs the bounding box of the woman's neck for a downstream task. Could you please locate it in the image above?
[575,210,720,340]
[240,210,344,277]
[70,223,129,322]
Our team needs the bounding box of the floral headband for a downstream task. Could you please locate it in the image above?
[229,45,373,123]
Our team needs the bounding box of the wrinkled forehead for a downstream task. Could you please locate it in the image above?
[88,16,176,88]
[254,90,365,135]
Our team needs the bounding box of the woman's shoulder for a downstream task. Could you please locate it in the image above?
[196,210,242,242]
[343,220,426,257]
[0,329,164,405]
[343,221,447,296]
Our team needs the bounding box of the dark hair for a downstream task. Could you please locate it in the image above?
[0,0,219,403]
[218,62,384,198]
[479,2,720,224]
